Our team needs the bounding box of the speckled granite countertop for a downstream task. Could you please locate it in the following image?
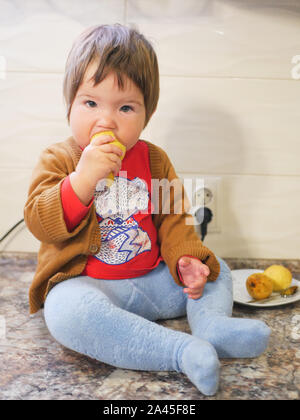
[0,253,299,400]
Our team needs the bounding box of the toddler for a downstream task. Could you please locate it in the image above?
[24,24,270,396]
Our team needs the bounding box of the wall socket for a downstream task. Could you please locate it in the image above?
[178,174,222,233]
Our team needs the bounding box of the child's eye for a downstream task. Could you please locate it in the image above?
[85,100,97,108]
[120,105,133,113]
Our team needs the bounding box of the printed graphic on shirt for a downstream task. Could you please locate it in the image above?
[94,175,151,265]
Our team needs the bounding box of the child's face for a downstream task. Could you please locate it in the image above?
[69,62,146,151]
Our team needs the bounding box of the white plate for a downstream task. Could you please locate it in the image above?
[232,269,300,307]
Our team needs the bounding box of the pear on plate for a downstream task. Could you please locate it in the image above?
[263,265,292,292]
[246,273,273,300]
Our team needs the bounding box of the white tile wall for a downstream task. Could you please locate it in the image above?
[127,0,300,78]
[203,174,300,259]
[0,0,125,72]
[1,0,299,258]
[0,72,71,168]
[143,76,300,176]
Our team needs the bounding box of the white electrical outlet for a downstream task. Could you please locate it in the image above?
[178,173,222,233]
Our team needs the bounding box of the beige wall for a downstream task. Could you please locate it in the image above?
[0,0,299,258]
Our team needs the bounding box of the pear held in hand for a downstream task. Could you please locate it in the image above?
[90,130,126,187]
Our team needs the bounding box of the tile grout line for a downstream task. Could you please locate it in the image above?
[2,69,297,82]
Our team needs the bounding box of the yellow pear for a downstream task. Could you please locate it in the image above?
[90,131,126,187]
[263,265,292,292]
[246,273,273,300]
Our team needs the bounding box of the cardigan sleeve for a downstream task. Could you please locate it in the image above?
[24,145,93,244]
[150,145,220,286]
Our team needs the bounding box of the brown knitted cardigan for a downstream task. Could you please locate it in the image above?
[24,137,220,314]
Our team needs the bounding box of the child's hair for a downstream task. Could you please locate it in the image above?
[63,23,159,127]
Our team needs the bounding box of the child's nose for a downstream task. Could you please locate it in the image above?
[96,109,116,129]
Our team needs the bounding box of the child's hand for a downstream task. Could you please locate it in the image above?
[70,134,124,205]
[178,256,210,299]
[79,133,123,185]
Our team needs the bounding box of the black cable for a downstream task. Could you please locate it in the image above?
[195,207,213,241]
[0,219,25,243]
